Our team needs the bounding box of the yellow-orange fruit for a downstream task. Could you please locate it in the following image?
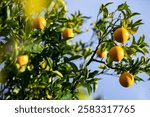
[62,28,74,39]
[109,46,124,61]
[17,55,29,66]
[114,27,130,44]
[96,49,107,58]
[33,17,46,30]
[119,72,134,88]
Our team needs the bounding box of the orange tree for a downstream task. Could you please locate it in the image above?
[0,1,150,99]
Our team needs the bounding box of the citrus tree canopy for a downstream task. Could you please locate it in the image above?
[0,0,150,99]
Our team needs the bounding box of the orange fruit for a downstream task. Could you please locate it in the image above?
[17,55,29,66]
[119,72,134,87]
[109,46,124,61]
[33,17,46,30]
[96,49,107,58]
[62,28,74,39]
[114,27,130,44]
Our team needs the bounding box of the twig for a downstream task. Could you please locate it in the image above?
[86,46,98,66]
[98,71,119,77]
[102,14,122,39]
[92,59,120,70]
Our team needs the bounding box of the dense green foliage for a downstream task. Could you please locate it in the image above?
[0,0,150,99]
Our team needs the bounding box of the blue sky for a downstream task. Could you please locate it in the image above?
[66,0,150,100]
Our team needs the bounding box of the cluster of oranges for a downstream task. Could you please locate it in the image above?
[16,17,74,69]
[0,16,75,84]
[32,17,74,39]
[16,17,134,88]
[96,27,134,88]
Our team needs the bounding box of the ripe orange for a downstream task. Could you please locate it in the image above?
[96,49,107,58]
[33,17,46,30]
[62,28,74,39]
[17,55,29,66]
[109,46,124,61]
[114,27,130,44]
[119,72,134,87]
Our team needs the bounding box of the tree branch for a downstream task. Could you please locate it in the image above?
[92,59,120,70]
[85,43,100,66]
[85,13,121,67]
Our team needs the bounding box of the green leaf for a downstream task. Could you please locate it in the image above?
[134,58,140,65]
[89,70,99,78]
[141,56,145,62]
[68,55,82,61]
[92,83,97,92]
[145,71,150,78]
[6,6,10,19]
[126,8,132,17]
[32,44,43,53]
[102,7,108,18]
[45,57,53,70]
[137,35,145,44]
[87,78,101,83]
[82,83,92,95]
[118,2,128,11]
[142,48,149,54]
[145,57,150,64]
[132,19,143,27]
[61,91,72,100]
[52,70,63,78]
[121,10,126,19]
[132,36,136,44]
[106,57,113,67]
[68,61,78,71]
[83,67,89,78]
[131,44,145,55]
[137,48,146,55]
[105,2,113,7]
[140,42,149,48]
[83,48,92,60]
[128,27,139,34]
[130,12,140,18]
[87,84,92,95]
[134,76,144,82]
